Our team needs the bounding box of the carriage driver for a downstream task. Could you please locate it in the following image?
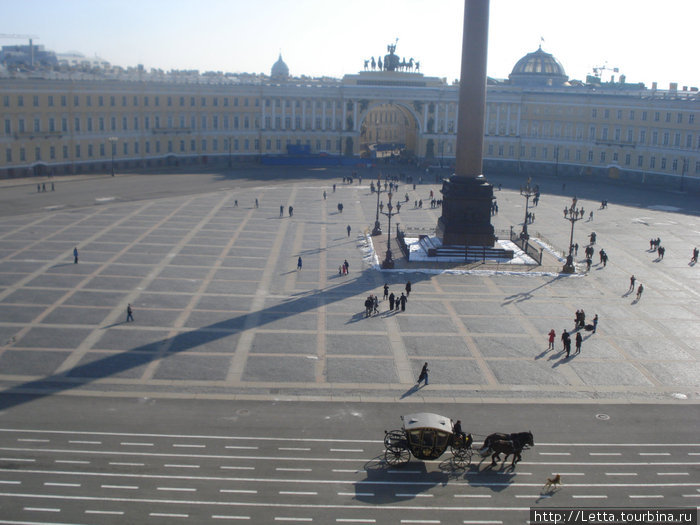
[453,420,467,443]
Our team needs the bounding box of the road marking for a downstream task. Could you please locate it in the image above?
[101,484,138,489]
[275,518,313,522]
[276,467,312,472]
[689,453,700,456]
[121,442,154,446]
[388,470,422,474]
[279,447,311,451]
[0,458,34,462]
[18,438,49,443]
[401,520,440,524]
[86,510,124,515]
[336,520,376,523]
[556,472,584,476]
[606,472,637,476]
[630,494,663,498]
[151,512,189,518]
[213,516,251,520]
[165,464,200,469]
[590,452,621,456]
[338,492,373,497]
[44,482,80,487]
[0,480,20,485]
[463,522,503,524]
[221,489,257,494]
[109,462,144,466]
[682,494,700,498]
[24,506,60,512]
[454,495,491,498]
[225,445,259,450]
[70,440,101,445]
[538,452,570,456]
[55,460,90,464]
[640,452,670,456]
[173,444,206,448]
[395,493,433,498]
[280,491,318,496]
[333,469,363,473]
[572,495,607,499]
[221,466,255,470]
[658,472,688,476]
[330,449,364,453]
[157,487,196,492]
[515,495,550,499]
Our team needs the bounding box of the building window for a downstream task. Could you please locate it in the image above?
[100,144,105,156]
[88,144,93,157]
[689,114,695,124]
[589,126,595,140]
[591,108,597,118]
[674,133,680,147]
[650,156,656,168]
[87,117,92,131]
[639,130,646,144]
[276,139,281,151]
[600,151,606,162]
[61,118,67,132]
[530,146,536,158]
[201,97,206,107]
[627,129,633,142]
[190,139,195,151]
[613,152,618,162]
[663,132,669,146]
[604,109,609,119]
[695,161,700,173]
[625,154,631,165]
[665,112,671,123]
[614,128,621,141]
[75,145,80,158]
[167,141,173,153]
[224,98,229,107]
[50,146,55,159]
[74,117,80,132]
[4,119,10,134]
[661,158,667,169]
[2,95,8,107]
[629,110,634,120]
[134,142,139,154]
[488,144,494,155]
[542,147,548,159]
[213,139,218,151]
[18,95,24,107]
[18,119,25,133]
[213,97,218,107]
[587,151,593,162]
[602,128,608,140]
[34,118,40,132]
[672,159,678,171]
[616,110,622,119]
[180,140,185,152]
[145,142,150,154]
[20,148,26,161]
[48,95,54,106]
[654,112,660,122]
[35,147,40,161]
[652,131,658,145]
[134,117,139,130]
[575,150,581,161]
[244,139,249,150]
[5,149,11,162]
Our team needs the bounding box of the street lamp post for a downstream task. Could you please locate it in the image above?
[372,174,383,236]
[380,192,399,269]
[562,198,583,273]
[108,136,118,176]
[519,177,536,240]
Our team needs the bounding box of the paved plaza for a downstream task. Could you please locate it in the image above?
[0,167,698,404]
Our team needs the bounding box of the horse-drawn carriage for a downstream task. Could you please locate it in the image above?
[383,413,473,467]
[383,413,534,468]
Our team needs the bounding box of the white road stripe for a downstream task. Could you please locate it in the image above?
[606,472,637,476]
[213,515,251,520]
[157,487,196,492]
[395,493,433,498]
[225,446,259,450]
[24,507,60,512]
[330,449,364,453]
[44,482,80,487]
[338,492,373,497]
[640,452,670,456]
[173,444,205,448]
[70,440,101,445]
[279,447,311,451]
[401,520,440,524]
[556,472,584,476]
[590,453,621,456]
[121,442,154,446]
[276,467,312,472]
[101,484,138,489]
[336,520,376,523]
[0,458,34,462]
[629,495,664,498]
[454,495,492,498]
[333,469,363,473]
[275,518,313,522]
[151,512,189,518]
[280,491,318,495]
[221,489,258,494]
[165,464,200,469]
[0,480,20,485]
[388,470,422,474]
[539,452,570,456]
[463,521,502,524]
[572,495,607,499]
[221,466,255,470]
[109,462,144,466]
[18,439,49,443]
[682,494,700,498]
[658,472,688,476]
[86,510,124,515]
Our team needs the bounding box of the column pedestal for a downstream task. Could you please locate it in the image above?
[436,174,495,246]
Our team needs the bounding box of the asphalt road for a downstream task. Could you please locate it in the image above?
[0,395,697,524]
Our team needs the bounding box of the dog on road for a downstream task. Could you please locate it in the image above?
[542,473,562,491]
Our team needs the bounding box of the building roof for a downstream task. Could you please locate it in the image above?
[271,53,289,80]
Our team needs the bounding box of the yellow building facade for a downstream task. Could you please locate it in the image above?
[1,49,699,190]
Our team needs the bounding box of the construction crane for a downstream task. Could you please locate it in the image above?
[592,62,619,80]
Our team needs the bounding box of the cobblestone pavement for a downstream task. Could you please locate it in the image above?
[0,168,698,403]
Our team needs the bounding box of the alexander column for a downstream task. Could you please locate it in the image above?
[436,0,496,247]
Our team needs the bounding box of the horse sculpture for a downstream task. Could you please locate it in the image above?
[479,431,534,468]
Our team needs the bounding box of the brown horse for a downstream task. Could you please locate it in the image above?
[480,431,534,455]
[490,439,526,467]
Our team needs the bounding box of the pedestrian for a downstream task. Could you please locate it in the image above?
[373,295,379,315]
[574,243,579,256]
[297,256,303,271]
[561,329,570,354]
[42,183,46,192]
[364,296,372,317]
[586,257,592,271]
[599,249,605,264]
[383,283,389,300]
[126,303,134,322]
[37,184,41,193]
[280,205,284,217]
[323,190,327,200]
[636,283,644,300]
[417,362,429,386]
[691,247,699,264]
[592,314,598,333]
[51,182,55,191]
[73,246,79,264]
[234,200,238,207]
[333,184,336,192]
[405,280,412,297]
[388,292,395,311]
[255,198,259,208]
[347,224,351,237]
[629,275,636,292]
[399,292,407,312]
[289,206,293,217]
[548,329,556,350]
[602,252,608,267]
[343,259,349,273]
[575,332,582,354]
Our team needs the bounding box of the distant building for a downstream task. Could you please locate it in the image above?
[0,43,58,69]
[0,47,698,190]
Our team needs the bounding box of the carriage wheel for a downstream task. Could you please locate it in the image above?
[452,446,473,468]
[385,447,410,466]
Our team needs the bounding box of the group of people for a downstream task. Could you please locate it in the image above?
[338,259,349,275]
[547,312,598,358]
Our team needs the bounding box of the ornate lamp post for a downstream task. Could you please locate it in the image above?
[372,174,383,236]
[380,192,399,268]
[519,177,536,240]
[562,197,583,273]
[108,136,118,176]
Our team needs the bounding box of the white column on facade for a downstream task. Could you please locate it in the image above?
[444,103,449,133]
[423,103,428,133]
[516,104,521,137]
[261,99,266,130]
[302,100,306,130]
[272,99,276,130]
[506,104,511,135]
[353,101,358,132]
[495,104,500,135]
[485,104,490,134]
[291,99,296,130]
[332,100,336,130]
[322,100,326,131]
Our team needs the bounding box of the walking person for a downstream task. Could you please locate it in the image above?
[405,280,412,297]
[73,247,79,264]
[575,332,582,355]
[373,295,379,315]
[297,256,303,271]
[255,198,259,208]
[561,329,570,357]
[288,206,293,217]
[399,292,407,312]
[629,275,636,292]
[547,329,556,350]
[636,283,644,300]
[280,205,284,217]
[126,303,134,323]
[383,283,389,300]
[592,314,598,333]
[343,259,349,274]
[417,362,429,386]
[347,224,351,237]
[388,292,395,311]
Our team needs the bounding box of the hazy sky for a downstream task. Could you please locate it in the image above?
[3,0,698,89]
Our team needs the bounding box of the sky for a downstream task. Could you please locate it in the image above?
[2,0,698,89]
